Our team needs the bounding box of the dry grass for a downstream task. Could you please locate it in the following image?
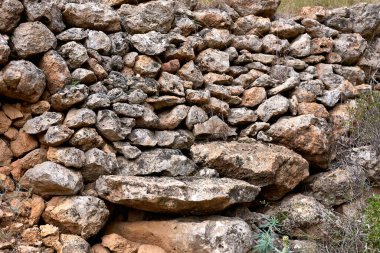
[279,0,380,14]
[198,0,380,14]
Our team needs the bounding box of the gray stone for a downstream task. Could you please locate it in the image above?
[63,3,121,32]
[177,61,204,88]
[113,142,141,160]
[317,90,341,107]
[240,122,270,137]
[58,42,89,69]
[23,112,64,134]
[44,125,74,146]
[155,130,194,149]
[127,129,157,147]
[0,0,24,33]
[85,30,112,55]
[51,84,89,111]
[231,35,262,52]
[203,28,232,49]
[43,196,109,239]
[112,103,144,118]
[191,140,309,200]
[227,108,257,126]
[96,110,129,141]
[20,161,83,197]
[233,15,271,35]
[84,93,111,110]
[47,147,86,169]
[96,175,259,214]
[256,95,289,122]
[196,49,230,73]
[72,68,97,84]
[118,0,175,34]
[157,105,189,130]
[226,0,281,17]
[289,34,311,57]
[133,55,161,78]
[57,28,88,41]
[69,127,104,151]
[130,31,169,55]
[12,21,56,58]
[0,60,46,103]
[192,9,232,29]
[82,148,118,182]
[64,108,96,128]
[270,18,305,39]
[158,72,185,96]
[333,33,367,65]
[262,34,289,54]
[0,35,10,65]
[193,116,237,140]
[186,105,208,130]
[116,148,196,176]
[109,32,129,56]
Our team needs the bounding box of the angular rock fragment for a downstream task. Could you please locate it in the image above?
[127,129,157,147]
[44,125,74,146]
[43,196,109,239]
[193,116,237,140]
[157,105,189,130]
[155,130,194,149]
[0,60,46,103]
[58,42,89,69]
[130,31,169,55]
[20,161,83,197]
[51,84,89,111]
[113,142,141,160]
[96,175,259,214]
[64,108,96,128]
[63,3,121,32]
[69,127,104,151]
[23,112,63,134]
[47,147,85,169]
[118,0,175,34]
[266,115,331,168]
[256,95,289,122]
[82,148,118,182]
[116,148,196,176]
[191,140,309,200]
[196,49,230,73]
[0,0,24,33]
[12,22,57,58]
[96,110,129,142]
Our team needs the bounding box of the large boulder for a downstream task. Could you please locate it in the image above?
[105,217,253,253]
[117,148,196,176]
[19,161,83,197]
[63,3,121,32]
[12,22,57,58]
[118,0,175,34]
[191,139,309,200]
[0,60,46,103]
[225,0,281,18]
[0,0,24,33]
[96,175,259,214]
[265,194,338,240]
[266,115,332,169]
[42,196,109,239]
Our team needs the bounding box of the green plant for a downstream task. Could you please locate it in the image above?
[364,194,380,252]
[254,217,290,253]
[70,79,81,86]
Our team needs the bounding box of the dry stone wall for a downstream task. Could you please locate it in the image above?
[0,0,379,252]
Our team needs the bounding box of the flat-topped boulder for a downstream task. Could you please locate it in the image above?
[95,175,260,214]
[191,139,309,200]
[105,216,254,253]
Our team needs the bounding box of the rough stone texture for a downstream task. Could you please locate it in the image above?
[193,9,232,29]
[96,175,259,214]
[0,60,46,103]
[58,42,89,69]
[333,33,367,65]
[0,138,13,165]
[191,140,309,200]
[44,125,74,146]
[349,145,380,184]
[60,234,92,253]
[256,95,289,122]
[196,49,230,73]
[225,0,281,17]
[47,147,85,169]
[39,50,71,94]
[96,110,130,141]
[157,105,189,130]
[0,35,10,65]
[69,127,104,151]
[19,161,83,197]
[304,167,366,207]
[193,116,237,140]
[85,30,112,55]
[63,3,121,32]
[0,0,24,33]
[270,18,306,39]
[265,194,338,240]
[12,22,57,58]
[130,31,169,56]
[23,112,63,134]
[117,148,196,176]
[101,233,140,253]
[64,108,96,128]
[82,148,118,182]
[118,0,175,34]
[42,196,109,239]
[267,115,331,168]
[105,217,254,253]
[10,131,38,158]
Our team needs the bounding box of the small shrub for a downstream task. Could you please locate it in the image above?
[364,194,380,252]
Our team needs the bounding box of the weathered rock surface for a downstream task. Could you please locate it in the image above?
[47,147,85,169]
[42,196,109,239]
[64,108,96,128]
[63,3,121,32]
[266,115,332,168]
[0,0,24,33]
[19,161,83,197]
[23,112,63,134]
[117,148,196,176]
[191,140,309,200]
[0,60,46,103]
[130,31,169,56]
[118,0,174,34]
[105,217,254,253]
[12,22,57,58]
[82,148,118,182]
[96,175,259,214]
